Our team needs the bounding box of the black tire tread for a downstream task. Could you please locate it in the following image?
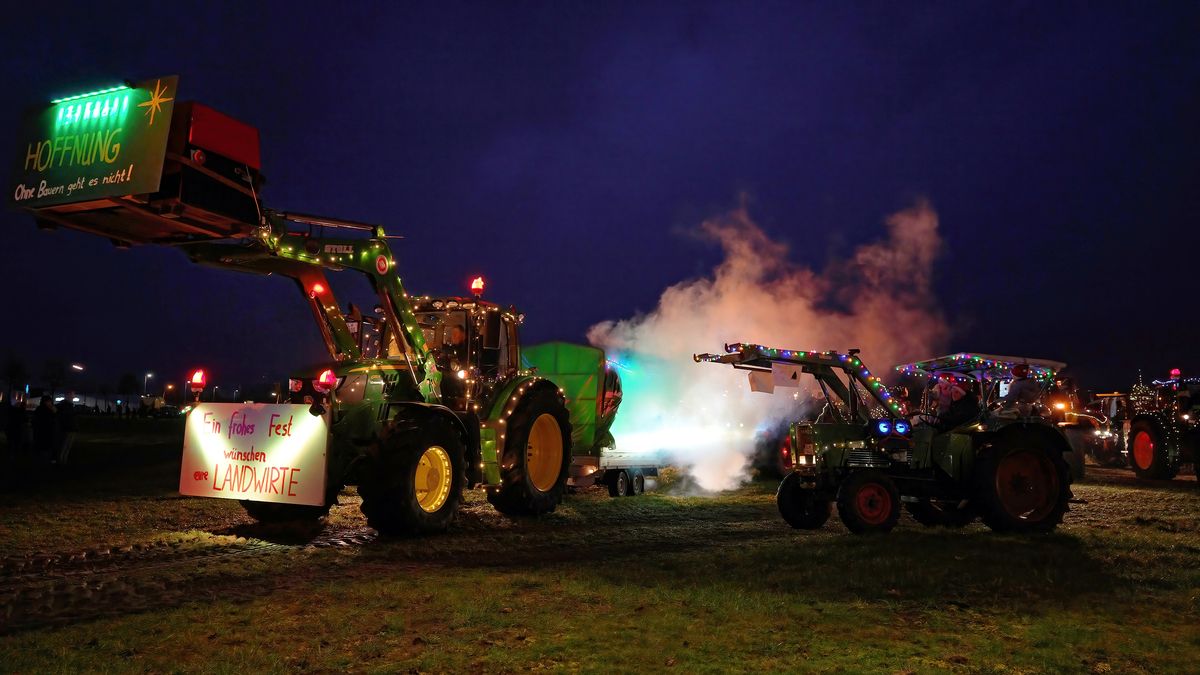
[776,473,830,530]
[836,470,900,535]
[975,437,1070,534]
[487,386,572,516]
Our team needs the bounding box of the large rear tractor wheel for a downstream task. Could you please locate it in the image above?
[837,470,900,534]
[240,482,342,524]
[975,439,1069,533]
[904,500,975,528]
[1128,420,1173,479]
[487,387,572,516]
[359,418,465,535]
[777,472,830,529]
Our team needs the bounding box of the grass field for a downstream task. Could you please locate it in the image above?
[1,420,1198,673]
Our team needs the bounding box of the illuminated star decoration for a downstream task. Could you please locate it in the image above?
[137,79,173,126]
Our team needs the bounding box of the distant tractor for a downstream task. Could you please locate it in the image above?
[1081,392,1131,468]
[696,345,1074,534]
[1124,371,1199,480]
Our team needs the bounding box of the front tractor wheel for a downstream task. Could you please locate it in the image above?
[1128,420,1173,480]
[837,471,900,534]
[359,418,465,535]
[487,387,572,516]
[975,439,1069,533]
[777,472,830,530]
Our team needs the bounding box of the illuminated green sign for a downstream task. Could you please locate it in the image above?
[10,75,178,209]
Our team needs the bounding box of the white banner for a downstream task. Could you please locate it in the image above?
[179,403,328,506]
[748,370,775,394]
[772,363,802,388]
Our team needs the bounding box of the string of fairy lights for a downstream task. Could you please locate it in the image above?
[894,352,1056,383]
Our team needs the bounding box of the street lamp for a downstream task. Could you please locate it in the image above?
[70,363,85,371]
[212,385,220,402]
[165,383,175,402]
[144,372,153,395]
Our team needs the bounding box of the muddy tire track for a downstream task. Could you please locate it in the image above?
[0,504,780,634]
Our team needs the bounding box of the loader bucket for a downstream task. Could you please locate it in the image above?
[10,76,264,245]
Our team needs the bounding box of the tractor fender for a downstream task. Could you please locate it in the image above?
[484,376,566,459]
[1129,413,1165,435]
[379,401,472,453]
[345,401,470,487]
[987,423,1074,458]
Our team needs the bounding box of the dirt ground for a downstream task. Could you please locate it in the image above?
[1,420,1198,673]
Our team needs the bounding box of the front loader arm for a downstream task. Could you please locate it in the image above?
[180,242,363,361]
[694,342,904,420]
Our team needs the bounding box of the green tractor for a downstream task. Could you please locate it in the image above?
[10,76,602,534]
[696,344,1074,534]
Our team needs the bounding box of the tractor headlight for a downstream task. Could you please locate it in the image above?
[894,420,911,435]
[875,420,892,435]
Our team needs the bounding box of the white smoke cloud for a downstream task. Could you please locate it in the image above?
[588,199,946,491]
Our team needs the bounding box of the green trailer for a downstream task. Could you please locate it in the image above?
[523,342,662,497]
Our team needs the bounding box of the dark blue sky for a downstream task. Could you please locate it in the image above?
[2,1,1198,392]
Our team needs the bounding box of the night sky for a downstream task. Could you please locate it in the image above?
[2,1,1198,394]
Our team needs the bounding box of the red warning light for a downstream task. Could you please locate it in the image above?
[309,282,326,298]
[470,276,485,296]
[189,369,207,393]
[313,368,338,394]
[1170,368,1182,378]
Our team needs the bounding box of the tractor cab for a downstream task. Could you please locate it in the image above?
[412,295,523,413]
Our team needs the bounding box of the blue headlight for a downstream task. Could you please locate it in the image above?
[876,420,892,435]
[894,420,911,435]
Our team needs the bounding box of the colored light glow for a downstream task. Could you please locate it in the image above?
[310,283,326,296]
[895,420,911,435]
[470,276,485,294]
[314,369,338,393]
[876,420,892,435]
[190,369,207,391]
[56,92,131,127]
[50,84,130,104]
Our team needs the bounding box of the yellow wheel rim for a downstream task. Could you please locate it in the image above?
[415,445,452,513]
[526,413,564,492]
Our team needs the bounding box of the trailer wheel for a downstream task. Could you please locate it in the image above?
[1128,420,1173,479]
[904,500,975,528]
[632,473,645,496]
[836,471,900,534]
[359,417,464,535]
[608,470,630,497]
[488,386,572,515]
[240,482,342,524]
[975,438,1069,533]
[776,472,830,529]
